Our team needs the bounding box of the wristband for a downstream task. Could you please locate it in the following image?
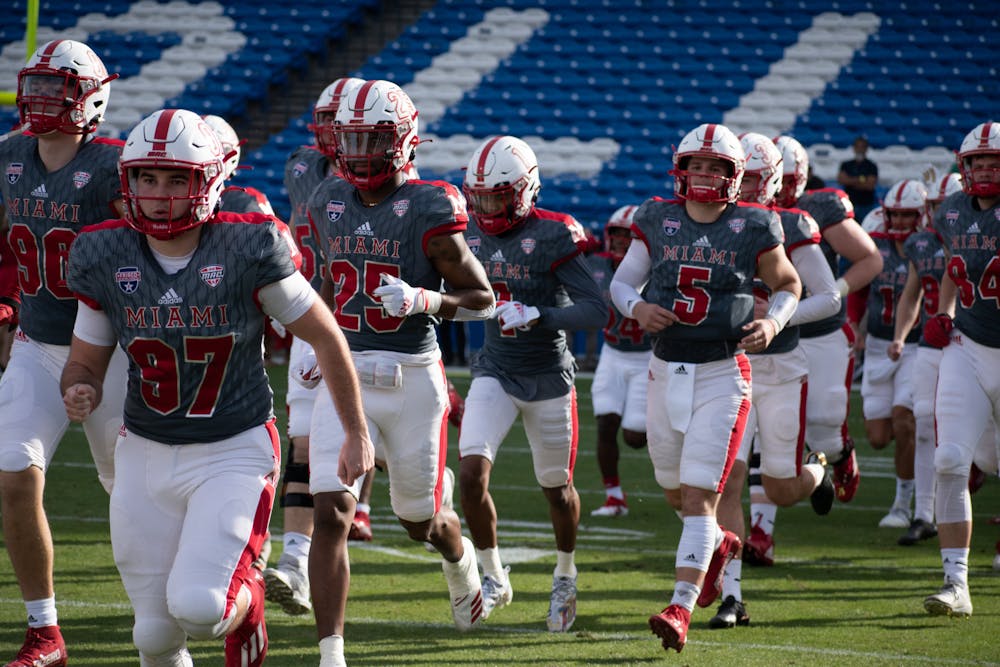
[836,277,850,298]
[765,290,799,332]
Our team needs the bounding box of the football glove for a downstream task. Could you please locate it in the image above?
[373,273,440,318]
[291,347,322,389]
[495,300,540,332]
[922,313,954,348]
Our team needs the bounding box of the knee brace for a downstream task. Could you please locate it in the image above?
[132,617,187,660]
[280,440,313,508]
[934,442,970,476]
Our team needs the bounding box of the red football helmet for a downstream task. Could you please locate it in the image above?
[670,124,745,203]
[17,39,115,135]
[333,79,419,191]
[120,109,226,240]
[882,179,927,241]
[957,122,1000,198]
[604,204,638,260]
[309,77,364,158]
[463,135,540,235]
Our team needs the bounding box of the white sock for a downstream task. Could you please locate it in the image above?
[25,597,57,628]
[895,478,914,509]
[477,547,505,581]
[355,502,371,515]
[749,503,777,536]
[913,414,936,523]
[283,531,311,567]
[941,548,970,588]
[721,557,742,601]
[319,635,344,661]
[554,550,577,579]
[670,580,699,612]
[606,485,624,501]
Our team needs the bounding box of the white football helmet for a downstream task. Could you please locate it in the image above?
[925,172,962,218]
[957,122,1000,198]
[309,77,365,158]
[463,135,540,235]
[120,109,226,240]
[882,179,927,241]
[202,114,241,180]
[17,39,114,135]
[333,79,419,190]
[773,135,809,208]
[605,204,638,259]
[671,123,745,203]
[739,132,783,206]
[860,206,884,234]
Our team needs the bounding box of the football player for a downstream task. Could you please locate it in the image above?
[60,108,372,667]
[203,114,275,216]
[306,80,494,666]
[589,204,651,518]
[611,123,800,652]
[457,135,606,632]
[0,39,127,667]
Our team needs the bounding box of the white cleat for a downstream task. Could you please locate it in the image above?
[262,554,312,615]
[547,574,577,632]
[924,583,973,618]
[481,566,513,620]
[878,505,912,528]
[590,497,628,517]
[443,536,484,631]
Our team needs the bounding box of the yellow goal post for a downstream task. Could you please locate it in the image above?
[0,0,40,107]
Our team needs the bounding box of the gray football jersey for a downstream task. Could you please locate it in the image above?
[467,207,605,400]
[759,207,821,355]
[219,185,273,216]
[308,178,467,354]
[0,133,122,344]
[588,252,651,353]
[796,188,854,338]
[902,230,947,347]
[632,198,783,362]
[284,145,332,290]
[68,213,300,444]
[866,233,917,342]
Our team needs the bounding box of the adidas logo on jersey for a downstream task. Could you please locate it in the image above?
[158,288,183,305]
[31,183,48,198]
[967,222,981,234]
[353,221,374,236]
[693,235,711,248]
[490,249,506,262]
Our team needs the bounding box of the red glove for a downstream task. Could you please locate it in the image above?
[0,303,17,328]
[922,313,954,348]
[447,380,465,429]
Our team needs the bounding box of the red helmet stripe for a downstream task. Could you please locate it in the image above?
[151,109,178,153]
[475,136,505,185]
[351,80,377,122]
[892,180,908,207]
[38,40,63,66]
[979,122,994,148]
[702,124,716,150]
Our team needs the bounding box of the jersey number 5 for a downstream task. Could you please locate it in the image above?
[673,264,711,325]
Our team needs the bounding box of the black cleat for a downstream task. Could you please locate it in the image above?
[708,595,750,629]
[807,452,834,516]
[898,518,938,546]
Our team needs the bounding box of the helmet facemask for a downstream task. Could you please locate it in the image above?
[671,155,742,203]
[958,153,1000,198]
[17,68,106,135]
[122,163,223,240]
[463,135,541,235]
[334,122,405,191]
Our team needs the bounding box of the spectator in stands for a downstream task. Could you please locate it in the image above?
[837,135,879,219]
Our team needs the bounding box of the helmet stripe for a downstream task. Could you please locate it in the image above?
[151,109,178,153]
[351,80,377,122]
[475,136,504,185]
[893,180,908,206]
[702,124,716,150]
[980,122,994,148]
[38,39,63,66]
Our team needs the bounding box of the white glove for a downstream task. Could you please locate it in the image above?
[270,317,287,338]
[372,273,441,318]
[495,300,540,331]
[291,348,322,389]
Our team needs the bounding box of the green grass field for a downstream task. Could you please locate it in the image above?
[2,368,998,665]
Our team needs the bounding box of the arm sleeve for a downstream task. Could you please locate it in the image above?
[609,241,651,318]
[258,272,318,324]
[788,243,842,325]
[536,254,607,331]
[73,301,117,346]
[846,286,869,325]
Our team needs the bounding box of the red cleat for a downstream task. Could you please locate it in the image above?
[8,625,67,667]
[742,524,774,567]
[348,510,373,542]
[832,439,860,503]
[224,570,267,667]
[649,604,690,653]
[697,528,741,608]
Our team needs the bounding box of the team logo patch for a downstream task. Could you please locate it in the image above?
[663,217,681,236]
[6,163,22,184]
[393,199,410,217]
[292,161,308,178]
[521,238,536,254]
[199,265,225,288]
[73,171,92,189]
[915,239,928,250]
[115,266,141,294]
[945,210,959,224]
[467,235,481,255]
[327,200,345,222]
[728,217,745,234]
